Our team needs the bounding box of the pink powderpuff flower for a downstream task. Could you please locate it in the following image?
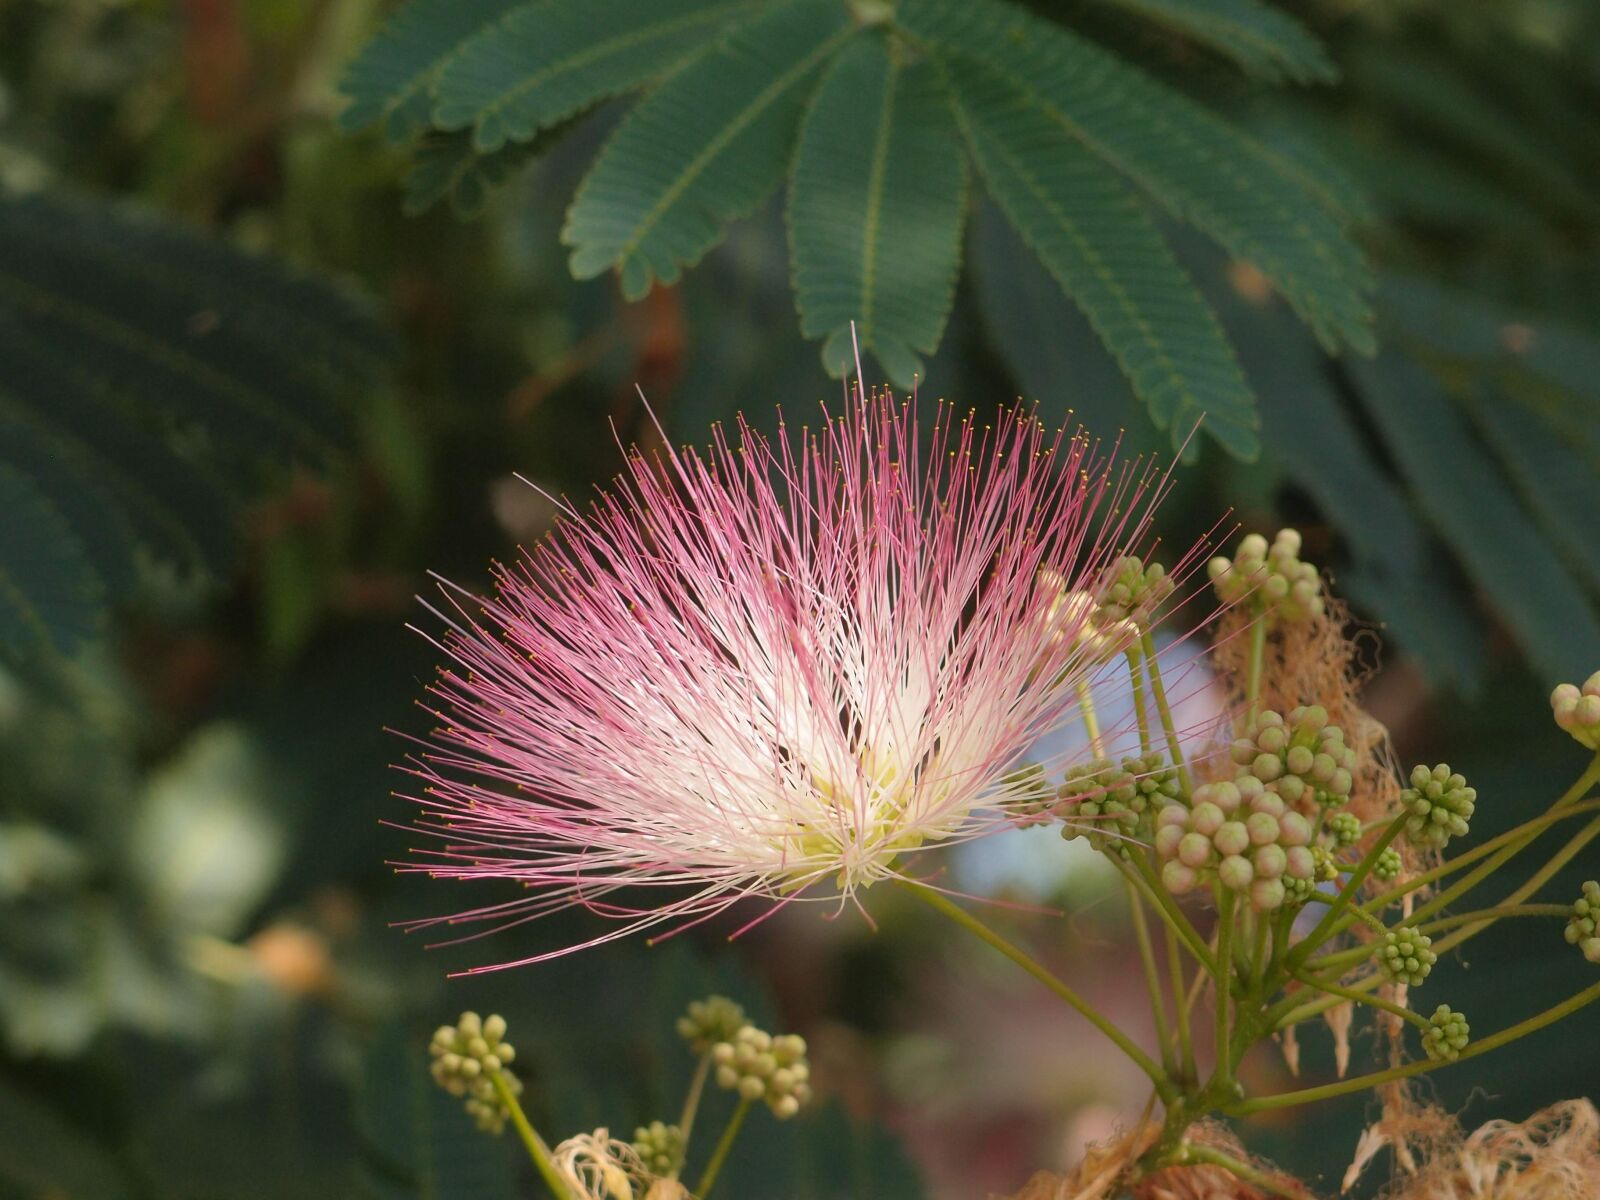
[397,388,1209,968]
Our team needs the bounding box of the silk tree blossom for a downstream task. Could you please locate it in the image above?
[397,389,1209,967]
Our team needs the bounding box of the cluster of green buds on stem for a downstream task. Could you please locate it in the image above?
[430,1011,521,1134]
[1567,881,1600,964]
[1208,529,1325,621]
[899,529,1600,1190]
[711,1025,812,1119]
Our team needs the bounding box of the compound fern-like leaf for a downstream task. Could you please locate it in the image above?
[1085,0,1336,84]
[896,0,1374,356]
[338,0,523,143]
[949,54,1257,457]
[788,32,967,388]
[563,0,858,300]
[436,0,760,153]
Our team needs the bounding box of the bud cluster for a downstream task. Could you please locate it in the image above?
[1230,707,1356,811]
[1043,583,1140,665]
[1566,881,1600,965]
[1372,845,1404,884]
[1154,777,1315,911]
[1379,927,1437,987]
[1097,556,1174,627]
[1551,671,1600,751]
[1400,764,1476,852]
[630,1120,684,1178]
[1423,1004,1470,1062]
[1060,753,1182,854]
[675,995,746,1053]
[429,1012,521,1134]
[711,1026,812,1119]
[1208,529,1325,621]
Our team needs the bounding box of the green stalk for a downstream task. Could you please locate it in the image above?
[671,1053,713,1177]
[1212,892,1237,1090]
[1291,970,1429,1033]
[1414,903,1572,937]
[1167,924,1197,1082]
[900,881,1172,1096]
[1141,632,1192,795]
[1236,979,1600,1114]
[1127,852,1216,973]
[693,1099,750,1199]
[1126,647,1153,755]
[1077,680,1106,759]
[1124,875,1176,1074]
[1245,615,1268,723]
[490,1071,575,1200]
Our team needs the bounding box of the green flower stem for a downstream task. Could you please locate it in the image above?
[1428,815,1600,959]
[1248,908,1270,995]
[1286,814,1406,970]
[1127,853,1216,974]
[1414,903,1573,937]
[672,1052,713,1177]
[1167,924,1198,1082]
[1355,798,1600,922]
[1246,615,1268,722]
[1408,755,1600,930]
[1212,892,1237,1090]
[1291,970,1429,1033]
[901,880,1172,1097]
[1126,648,1153,755]
[1124,876,1176,1074]
[693,1099,750,1200]
[1177,1143,1300,1199]
[490,1070,575,1200]
[1141,633,1192,796]
[1236,978,1600,1115]
[1077,680,1106,758]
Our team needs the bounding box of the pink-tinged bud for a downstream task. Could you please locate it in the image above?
[1218,855,1254,890]
[1285,846,1314,879]
[1163,861,1199,894]
[1154,824,1185,859]
[1246,812,1280,846]
[1192,802,1226,837]
[1179,832,1213,868]
[1253,844,1286,879]
[1250,878,1286,912]
[1214,821,1250,857]
[1279,812,1313,847]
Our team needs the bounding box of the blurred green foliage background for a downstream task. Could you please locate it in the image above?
[0,1,1598,1197]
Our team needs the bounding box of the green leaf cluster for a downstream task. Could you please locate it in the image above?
[0,192,398,662]
[341,0,1370,456]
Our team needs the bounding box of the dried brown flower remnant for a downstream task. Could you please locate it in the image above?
[1377,1100,1600,1200]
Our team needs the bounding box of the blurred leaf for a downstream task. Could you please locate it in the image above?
[0,465,103,659]
[1086,0,1336,84]
[337,0,524,143]
[897,0,1375,356]
[0,190,397,659]
[401,128,550,217]
[789,33,967,387]
[0,1077,131,1199]
[434,0,757,152]
[950,53,1258,457]
[1347,355,1600,685]
[563,0,857,299]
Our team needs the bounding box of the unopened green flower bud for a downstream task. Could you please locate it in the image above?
[1372,846,1403,884]
[1098,556,1175,627]
[631,1121,684,1177]
[1566,881,1600,965]
[1379,927,1436,986]
[1209,529,1324,621]
[1328,812,1362,848]
[677,996,746,1053]
[1551,672,1600,751]
[1423,1005,1469,1062]
[429,1012,522,1134]
[1401,764,1476,851]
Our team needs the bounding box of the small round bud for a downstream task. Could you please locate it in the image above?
[1179,832,1213,868]
[1192,803,1226,837]
[1551,672,1600,750]
[1328,812,1362,847]
[1218,855,1255,890]
[1379,927,1437,986]
[1214,821,1251,857]
[1423,1005,1470,1062]
[1372,846,1403,884]
[1401,764,1476,851]
[1250,878,1286,912]
[1162,860,1199,894]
